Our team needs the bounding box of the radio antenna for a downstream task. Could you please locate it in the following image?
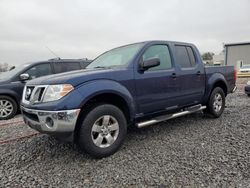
[45,46,60,59]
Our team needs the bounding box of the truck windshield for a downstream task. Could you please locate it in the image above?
[86,43,143,69]
[0,63,30,80]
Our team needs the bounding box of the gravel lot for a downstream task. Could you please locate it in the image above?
[0,79,250,187]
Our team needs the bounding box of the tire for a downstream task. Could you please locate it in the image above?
[206,87,225,118]
[0,95,17,120]
[247,94,250,97]
[77,104,127,158]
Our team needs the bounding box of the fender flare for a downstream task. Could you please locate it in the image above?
[0,89,20,104]
[76,79,136,120]
[203,73,228,104]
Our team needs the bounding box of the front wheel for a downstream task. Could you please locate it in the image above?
[77,104,127,158]
[206,87,225,118]
[0,95,17,120]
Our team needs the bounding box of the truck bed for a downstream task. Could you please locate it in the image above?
[205,65,235,93]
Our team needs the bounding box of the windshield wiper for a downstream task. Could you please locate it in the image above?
[93,66,107,68]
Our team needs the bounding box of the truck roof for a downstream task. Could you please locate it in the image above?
[111,40,196,51]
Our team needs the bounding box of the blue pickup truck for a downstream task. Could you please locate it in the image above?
[21,41,236,158]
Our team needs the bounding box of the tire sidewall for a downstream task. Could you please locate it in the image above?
[78,104,127,158]
[0,95,17,120]
[208,87,225,118]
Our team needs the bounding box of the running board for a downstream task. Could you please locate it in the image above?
[136,104,206,128]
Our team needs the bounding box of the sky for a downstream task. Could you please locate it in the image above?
[0,0,249,66]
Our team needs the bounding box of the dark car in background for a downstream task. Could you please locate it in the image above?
[0,58,92,120]
[245,81,250,96]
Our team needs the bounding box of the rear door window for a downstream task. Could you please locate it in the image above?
[54,62,81,73]
[175,45,196,68]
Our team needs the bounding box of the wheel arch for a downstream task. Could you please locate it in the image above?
[0,89,19,106]
[212,80,227,96]
[74,80,136,138]
[79,92,132,123]
[203,74,228,104]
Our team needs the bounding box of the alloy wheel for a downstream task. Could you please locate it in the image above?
[213,93,222,113]
[0,99,13,118]
[91,115,119,148]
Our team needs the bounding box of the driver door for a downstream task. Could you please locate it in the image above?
[134,44,180,114]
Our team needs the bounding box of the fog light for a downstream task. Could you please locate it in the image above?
[46,117,54,128]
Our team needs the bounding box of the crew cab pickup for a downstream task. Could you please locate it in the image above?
[21,41,236,158]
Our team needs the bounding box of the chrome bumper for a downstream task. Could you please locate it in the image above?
[21,106,80,134]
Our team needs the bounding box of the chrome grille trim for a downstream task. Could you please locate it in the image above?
[22,85,48,104]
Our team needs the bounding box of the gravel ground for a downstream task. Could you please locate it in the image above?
[0,79,250,187]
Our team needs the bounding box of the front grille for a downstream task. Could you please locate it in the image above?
[32,87,46,102]
[25,86,35,101]
[23,85,47,104]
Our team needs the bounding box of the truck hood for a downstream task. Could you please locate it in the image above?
[26,68,122,87]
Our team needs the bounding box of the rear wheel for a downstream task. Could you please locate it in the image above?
[0,95,17,120]
[206,87,225,118]
[77,104,127,158]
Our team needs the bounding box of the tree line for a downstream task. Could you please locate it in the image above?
[201,52,215,61]
[0,63,11,72]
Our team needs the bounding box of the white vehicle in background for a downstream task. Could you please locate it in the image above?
[239,64,250,73]
[213,61,222,66]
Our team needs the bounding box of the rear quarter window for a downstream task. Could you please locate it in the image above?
[186,47,196,66]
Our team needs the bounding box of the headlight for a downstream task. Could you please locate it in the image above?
[247,81,250,85]
[43,84,74,102]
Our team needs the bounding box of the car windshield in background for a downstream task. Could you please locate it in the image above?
[0,64,30,80]
[86,43,143,69]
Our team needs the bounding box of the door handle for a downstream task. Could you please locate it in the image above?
[196,71,201,76]
[172,73,177,79]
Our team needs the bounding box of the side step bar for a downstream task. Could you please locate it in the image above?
[136,104,206,128]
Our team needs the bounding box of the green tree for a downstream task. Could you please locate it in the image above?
[202,52,214,61]
[0,63,10,72]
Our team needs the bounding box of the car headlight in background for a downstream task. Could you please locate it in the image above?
[247,81,250,85]
[43,84,74,102]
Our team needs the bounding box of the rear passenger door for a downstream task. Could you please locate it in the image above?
[53,62,81,74]
[174,45,205,106]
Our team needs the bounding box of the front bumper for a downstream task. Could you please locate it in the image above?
[21,106,80,135]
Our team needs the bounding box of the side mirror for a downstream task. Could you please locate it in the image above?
[140,58,160,71]
[20,73,30,81]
